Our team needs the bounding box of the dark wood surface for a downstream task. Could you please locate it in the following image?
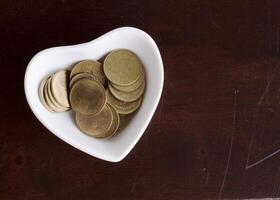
[1,0,280,199]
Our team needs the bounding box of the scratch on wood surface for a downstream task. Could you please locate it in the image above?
[205,155,214,185]
[8,169,24,193]
[205,168,210,185]
[210,19,221,30]
[204,153,214,185]
[245,65,280,169]
[261,64,280,111]
[245,116,258,169]
[257,73,274,106]
[218,89,238,198]
[204,138,216,185]
[130,177,138,193]
[243,110,250,123]
[246,149,280,169]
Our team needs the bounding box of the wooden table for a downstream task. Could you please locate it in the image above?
[1,0,280,199]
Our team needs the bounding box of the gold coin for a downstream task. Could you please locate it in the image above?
[70,78,106,115]
[104,49,143,86]
[44,77,66,112]
[43,77,56,111]
[102,104,120,138]
[39,77,53,112]
[70,60,106,86]
[47,77,69,111]
[75,104,113,137]
[118,114,134,131]
[108,80,145,102]
[106,90,142,114]
[69,72,98,89]
[111,72,145,92]
[50,70,70,108]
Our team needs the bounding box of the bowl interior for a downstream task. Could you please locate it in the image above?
[24,27,164,162]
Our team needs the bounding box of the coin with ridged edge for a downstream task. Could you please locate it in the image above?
[50,70,70,108]
[102,104,120,138]
[104,49,143,86]
[75,104,113,137]
[70,72,98,89]
[44,77,66,112]
[47,77,69,111]
[108,80,145,102]
[111,72,145,92]
[39,77,53,112]
[70,78,106,115]
[106,90,142,114]
[70,60,106,86]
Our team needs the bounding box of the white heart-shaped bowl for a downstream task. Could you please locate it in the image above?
[24,27,164,162]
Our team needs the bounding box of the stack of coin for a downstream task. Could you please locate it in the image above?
[39,70,70,112]
[104,49,145,118]
[103,49,145,131]
[38,49,145,138]
[69,60,107,88]
[69,60,120,138]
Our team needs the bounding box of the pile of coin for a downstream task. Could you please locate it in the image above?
[39,49,145,138]
[104,50,145,115]
[39,70,70,112]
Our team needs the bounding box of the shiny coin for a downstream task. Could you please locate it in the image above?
[43,77,56,111]
[102,104,120,138]
[47,77,69,111]
[69,72,98,89]
[51,70,70,108]
[104,49,143,86]
[108,80,145,102]
[70,60,106,86]
[106,90,142,114]
[111,72,145,92]
[39,77,53,112]
[75,104,113,137]
[70,78,106,115]
[44,77,66,112]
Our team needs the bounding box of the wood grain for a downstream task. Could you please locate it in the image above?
[1,0,280,199]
